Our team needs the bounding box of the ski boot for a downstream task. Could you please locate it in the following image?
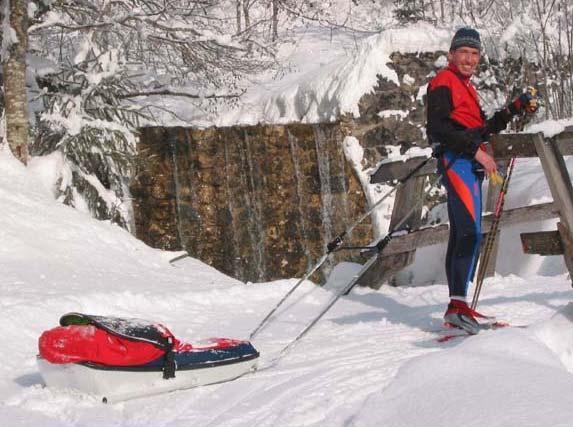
[443,300,481,335]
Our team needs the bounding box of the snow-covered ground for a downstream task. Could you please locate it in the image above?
[2,121,573,426]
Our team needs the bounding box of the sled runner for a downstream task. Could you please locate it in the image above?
[37,313,259,403]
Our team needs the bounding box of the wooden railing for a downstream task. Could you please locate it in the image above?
[358,128,573,289]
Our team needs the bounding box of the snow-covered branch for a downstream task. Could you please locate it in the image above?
[118,88,246,99]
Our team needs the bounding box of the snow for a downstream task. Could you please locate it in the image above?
[2,115,573,426]
[377,109,409,119]
[357,311,573,427]
[526,118,573,138]
[343,135,392,238]
[148,22,453,128]
[139,17,563,130]
[1,0,18,57]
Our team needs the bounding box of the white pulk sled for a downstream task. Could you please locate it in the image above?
[37,313,259,403]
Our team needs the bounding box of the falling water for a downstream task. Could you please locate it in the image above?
[180,130,203,256]
[241,131,266,281]
[168,133,185,249]
[288,130,312,270]
[223,140,243,280]
[141,123,364,284]
[335,130,351,232]
[314,126,334,245]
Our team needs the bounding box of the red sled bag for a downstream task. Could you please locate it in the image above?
[39,325,166,366]
[38,313,261,402]
[38,313,181,378]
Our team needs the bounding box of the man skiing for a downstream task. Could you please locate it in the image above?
[426,27,538,333]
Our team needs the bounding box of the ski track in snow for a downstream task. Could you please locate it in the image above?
[1,238,572,427]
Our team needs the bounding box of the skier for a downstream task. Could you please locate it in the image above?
[426,27,538,333]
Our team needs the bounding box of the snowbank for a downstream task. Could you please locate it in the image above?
[150,23,452,127]
[356,304,573,427]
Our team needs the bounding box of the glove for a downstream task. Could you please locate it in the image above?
[488,171,504,186]
[508,86,539,115]
[480,127,491,143]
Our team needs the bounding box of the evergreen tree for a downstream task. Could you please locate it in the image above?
[393,0,425,24]
[26,0,274,227]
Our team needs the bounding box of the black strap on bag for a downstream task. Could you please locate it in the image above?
[60,312,177,379]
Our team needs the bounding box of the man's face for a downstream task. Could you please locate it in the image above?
[448,46,480,77]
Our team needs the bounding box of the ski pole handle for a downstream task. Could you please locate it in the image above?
[327,233,346,253]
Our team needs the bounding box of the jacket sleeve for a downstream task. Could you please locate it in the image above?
[426,85,483,156]
[485,108,513,135]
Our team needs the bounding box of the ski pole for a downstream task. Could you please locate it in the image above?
[248,253,329,340]
[471,157,517,310]
[276,170,447,357]
[248,155,434,340]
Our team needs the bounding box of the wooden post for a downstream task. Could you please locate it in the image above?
[533,132,573,280]
[358,172,427,289]
[557,222,573,286]
[386,174,427,285]
[521,230,563,255]
[389,176,426,231]
[533,133,573,233]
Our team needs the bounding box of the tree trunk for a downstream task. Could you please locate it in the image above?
[236,0,242,34]
[272,0,278,42]
[243,0,250,30]
[0,1,4,146]
[2,0,29,165]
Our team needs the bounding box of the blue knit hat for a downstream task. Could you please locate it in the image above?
[450,27,481,51]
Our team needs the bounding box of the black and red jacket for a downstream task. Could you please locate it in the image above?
[426,63,513,157]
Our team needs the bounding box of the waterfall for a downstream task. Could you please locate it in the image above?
[169,132,185,249]
[314,126,334,246]
[241,131,266,282]
[135,123,371,284]
[288,130,312,270]
[335,131,351,234]
[223,139,242,280]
